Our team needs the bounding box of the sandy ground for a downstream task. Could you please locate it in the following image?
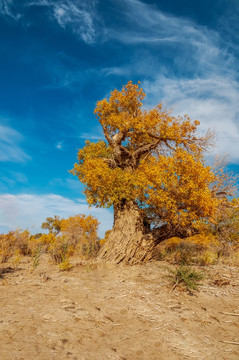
[0,256,239,360]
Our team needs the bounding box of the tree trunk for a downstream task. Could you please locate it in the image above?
[98,201,156,264]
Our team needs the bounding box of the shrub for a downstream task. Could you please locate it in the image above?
[169,265,204,292]
[61,214,100,258]
[58,257,73,271]
[0,230,31,263]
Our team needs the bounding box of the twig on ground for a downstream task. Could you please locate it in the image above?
[220,312,239,316]
[220,341,239,345]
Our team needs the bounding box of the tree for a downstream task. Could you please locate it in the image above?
[41,215,62,235]
[61,214,100,257]
[72,81,232,264]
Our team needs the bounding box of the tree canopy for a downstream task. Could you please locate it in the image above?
[41,215,62,235]
[72,81,224,230]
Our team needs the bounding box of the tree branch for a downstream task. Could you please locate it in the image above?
[132,140,159,164]
[102,125,113,146]
[112,131,126,145]
[102,158,117,169]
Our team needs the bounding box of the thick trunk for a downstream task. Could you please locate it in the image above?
[98,201,156,264]
[98,201,198,264]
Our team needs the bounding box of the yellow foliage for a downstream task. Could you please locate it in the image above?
[0,230,30,263]
[72,81,224,228]
[41,215,61,235]
[36,233,57,245]
[58,257,73,271]
[10,249,22,268]
[199,251,218,265]
[61,214,100,258]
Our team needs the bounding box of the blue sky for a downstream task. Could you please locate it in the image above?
[0,0,239,236]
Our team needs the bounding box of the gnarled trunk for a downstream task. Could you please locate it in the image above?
[98,201,156,264]
[98,201,199,264]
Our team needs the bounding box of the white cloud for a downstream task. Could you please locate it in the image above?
[79,127,104,141]
[108,0,220,60]
[0,193,113,237]
[55,141,63,150]
[100,0,239,163]
[26,0,97,44]
[143,75,239,162]
[0,124,31,162]
[100,0,234,82]
[0,0,98,43]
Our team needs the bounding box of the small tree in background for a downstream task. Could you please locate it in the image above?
[61,214,100,257]
[72,81,236,264]
[41,215,62,235]
[0,230,30,263]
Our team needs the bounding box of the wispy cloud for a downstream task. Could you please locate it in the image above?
[0,170,28,192]
[143,75,239,162]
[106,0,228,75]
[78,127,104,141]
[0,0,21,19]
[0,193,113,236]
[101,0,239,163]
[1,0,98,44]
[55,140,63,150]
[0,124,31,162]
[26,0,98,44]
[108,0,212,43]
[42,64,86,91]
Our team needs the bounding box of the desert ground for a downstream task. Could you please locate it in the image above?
[0,256,239,360]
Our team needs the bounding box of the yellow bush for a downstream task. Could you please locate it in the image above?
[0,230,31,263]
[61,214,100,258]
[58,257,73,271]
[37,233,57,245]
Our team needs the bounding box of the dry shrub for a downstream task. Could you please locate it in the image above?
[0,230,31,263]
[60,214,100,259]
[156,237,201,265]
[217,244,239,266]
[58,257,73,271]
[29,233,56,252]
[48,237,69,264]
[156,233,221,265]
[205,197,239,258]
[28,214,101,270]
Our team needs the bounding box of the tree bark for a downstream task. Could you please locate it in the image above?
[98,201,156,264]
[97,201,200,265]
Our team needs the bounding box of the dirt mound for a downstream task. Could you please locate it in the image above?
[0,257,239,360]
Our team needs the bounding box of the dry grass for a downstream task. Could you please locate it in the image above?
[0,230,100,271]
[155,236,239,267]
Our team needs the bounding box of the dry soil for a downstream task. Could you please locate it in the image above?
[0,256,239,360]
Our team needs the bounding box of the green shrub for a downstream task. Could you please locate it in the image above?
[169,265,204,292]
